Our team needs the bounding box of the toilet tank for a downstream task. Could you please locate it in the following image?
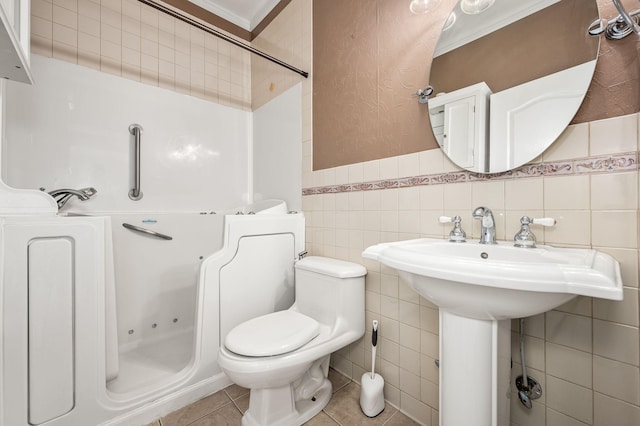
[294,257,366,332]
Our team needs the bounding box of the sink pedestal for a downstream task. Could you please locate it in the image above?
[440,311,511,426]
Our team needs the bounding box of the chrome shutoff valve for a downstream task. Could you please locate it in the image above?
[513,216,556,248]
[439,215,466,243]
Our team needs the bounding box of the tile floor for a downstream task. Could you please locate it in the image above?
[146,369,419,426]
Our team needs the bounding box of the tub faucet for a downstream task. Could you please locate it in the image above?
[472,206,497,244]
[43,187,97,209]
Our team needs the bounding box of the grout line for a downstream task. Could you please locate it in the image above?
[179,398,236,426]
[191,402,236,425]
[321,408,343,426]
[223,388,233,400]
[332,379,351,393]
[223,385,250,402]
[381,410,397,425]
[231,398,245,416]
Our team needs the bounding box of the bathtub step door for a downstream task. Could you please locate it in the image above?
[0,216,107,426]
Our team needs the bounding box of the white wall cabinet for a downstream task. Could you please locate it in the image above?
[428,82,492,173]
[0,0,32,83]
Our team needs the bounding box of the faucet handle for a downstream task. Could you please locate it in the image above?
[530,217,556,227]
[519,216,556,227]
[439,215,455,223]
[439,215,466,243]
[513,216,556,248]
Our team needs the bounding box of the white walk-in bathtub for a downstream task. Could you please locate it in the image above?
[0,200,305,426]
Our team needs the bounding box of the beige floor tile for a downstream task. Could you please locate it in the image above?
[305,410,340,425]
[323,382,398,425]
[224,383,250,400]
[231,391,345,425]
[234,393,250,414]
[188,403,243,426]
[161,391,232,426]
[328,367,351,393]
[384,411,421,425]
[162,370,402,426]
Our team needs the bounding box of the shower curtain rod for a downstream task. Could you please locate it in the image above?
[136,0,309,78]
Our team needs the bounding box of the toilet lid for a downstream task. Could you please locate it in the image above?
[225,311,320,357]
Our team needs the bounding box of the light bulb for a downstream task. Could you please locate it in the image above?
[409,0,440,15]
[460,0,495,15]
[443,12,456,31]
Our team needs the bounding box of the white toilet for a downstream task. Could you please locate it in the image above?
[218,256,366,426]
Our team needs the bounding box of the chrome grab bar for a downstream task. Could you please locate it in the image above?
[122,223,173,240]
[128,123,143,201]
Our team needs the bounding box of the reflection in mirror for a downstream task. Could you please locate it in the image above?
[428,0,600,173]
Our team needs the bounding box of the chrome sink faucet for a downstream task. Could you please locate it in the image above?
[473,206,497,244]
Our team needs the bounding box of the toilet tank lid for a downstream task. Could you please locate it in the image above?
[296,256,367,278]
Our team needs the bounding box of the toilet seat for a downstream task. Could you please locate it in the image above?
[225,310,320,357]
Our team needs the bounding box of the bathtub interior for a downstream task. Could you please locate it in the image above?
[102,212,224,396]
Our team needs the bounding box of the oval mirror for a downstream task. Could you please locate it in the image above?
[428,0,600,173]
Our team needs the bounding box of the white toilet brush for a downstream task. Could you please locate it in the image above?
[360,320,385,417]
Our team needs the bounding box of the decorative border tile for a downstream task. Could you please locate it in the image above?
[302,152,639,196]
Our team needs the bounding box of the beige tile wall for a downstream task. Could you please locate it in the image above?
[30,0,310,111]
[31,0,252,110]
[250,0,311,111]
[302,114,640,426]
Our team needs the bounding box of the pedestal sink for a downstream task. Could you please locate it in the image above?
[362,238,623,426]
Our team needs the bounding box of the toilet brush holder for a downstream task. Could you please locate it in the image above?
[360,320,385,417]
[360,372,385,417]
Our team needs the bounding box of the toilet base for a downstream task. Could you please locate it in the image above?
[241,378,332,426]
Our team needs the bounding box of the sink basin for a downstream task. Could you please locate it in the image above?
[363,237,623,426]
[362,238,623,320]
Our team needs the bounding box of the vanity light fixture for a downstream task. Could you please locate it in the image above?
[460,0,495,15]
[409,0,440,14]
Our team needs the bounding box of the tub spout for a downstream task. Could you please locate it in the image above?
[43,187,97,209]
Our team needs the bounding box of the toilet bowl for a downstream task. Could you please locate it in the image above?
[218,256,366,426]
